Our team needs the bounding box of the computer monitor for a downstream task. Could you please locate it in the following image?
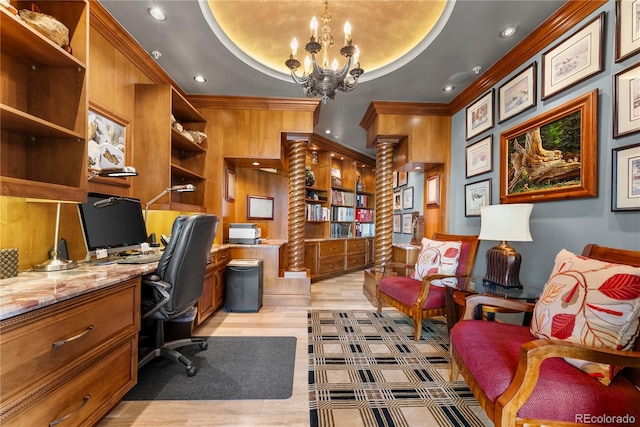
[78,192,149,260]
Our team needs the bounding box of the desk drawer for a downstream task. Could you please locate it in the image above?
[347,239,366,253]
[346,253,366,269]
[319,240,345,258]
[0,279,139,403]
[214,248,230,267]
[2,337,136,426]
[319,255,345,274]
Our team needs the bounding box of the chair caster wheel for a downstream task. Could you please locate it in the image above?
[186,366,197,377]
[199,342,208,351]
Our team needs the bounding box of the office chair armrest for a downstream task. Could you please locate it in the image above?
[141,277,172,319]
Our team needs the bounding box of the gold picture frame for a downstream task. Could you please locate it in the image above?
[500,89,598,204]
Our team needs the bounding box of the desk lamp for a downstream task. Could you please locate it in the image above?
[145,184,196,223]
[478,203,533,289]
[31,200,78,272]
[88,166,138,180]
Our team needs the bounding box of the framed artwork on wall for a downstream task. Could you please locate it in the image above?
[613,62,640,138]
[500,89,598,204]
[426,175,440,207]
[616,0,640,62]
[247,195,274,220]
[393,214,401,233]
[402,213,413,234]
[466,89,494,140]
[393,191,402,210]
[88,101,129,177]
[541,13,604,100]
[498,63,537,123]
[465,179,492,217]
[612,143,640,211]
[225,167,236,201]
[402,187,414,210]
[466,135,493,178]
[398,171,408,187]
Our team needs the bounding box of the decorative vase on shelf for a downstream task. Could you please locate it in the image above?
[306,167,315,187]
[356,175,363,192]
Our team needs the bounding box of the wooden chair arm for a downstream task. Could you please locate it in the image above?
[381,261,415,278]
[497,339,640,425]
[462,294,535,320]
[414,274,466,308]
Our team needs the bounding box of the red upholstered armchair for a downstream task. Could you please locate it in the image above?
[450,244,640,427]
[377,233,479,341]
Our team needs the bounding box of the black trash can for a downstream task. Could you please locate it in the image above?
[226,259,263,312]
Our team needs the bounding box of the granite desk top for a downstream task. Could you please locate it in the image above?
[0,244,233,321]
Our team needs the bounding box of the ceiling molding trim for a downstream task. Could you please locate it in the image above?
[187,95,321,112]
[359,101,449,130]
[449,0,606,114]
[310,135,376,167]
[89,1,181,92]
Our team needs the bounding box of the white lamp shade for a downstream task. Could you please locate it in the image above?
[479,203,533,242]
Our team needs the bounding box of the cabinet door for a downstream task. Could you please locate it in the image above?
[197,263,215,326]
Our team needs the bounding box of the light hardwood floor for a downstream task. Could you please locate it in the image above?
[100,271,425,426]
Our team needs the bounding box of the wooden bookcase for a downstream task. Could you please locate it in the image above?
[133,84,207,212]
[0,1,88,201]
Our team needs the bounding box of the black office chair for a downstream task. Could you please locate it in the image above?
[138,214,218,377]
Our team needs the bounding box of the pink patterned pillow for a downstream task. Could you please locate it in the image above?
[530,249,640,385]
[411,238,462,281]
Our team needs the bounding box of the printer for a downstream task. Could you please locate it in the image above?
[229,223,261,244]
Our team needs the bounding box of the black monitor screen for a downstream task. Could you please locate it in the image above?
[78,193,148,256]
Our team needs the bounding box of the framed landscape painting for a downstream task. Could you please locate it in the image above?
[498,63,537,123]
[465,179,491,217]
[466,90,494,140]
[500,89,598,204]
[616,0,640,62]
[541,13,604,100]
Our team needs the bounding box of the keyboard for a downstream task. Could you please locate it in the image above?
[116,252,163,264]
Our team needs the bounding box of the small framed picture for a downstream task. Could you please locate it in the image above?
[466,135,493,178]
[402,186,414,210]
[616,0,640,62]
[426,175,440,207]
[466,89,494,140]
[398,171,408,187]
[393,214,401,233]
[393,190,402,210]
[613,62,640,138]
[225,167,236,201]
[498,63,537,123]
[612,143,640,211]
[402,213,413,234]
[541,13,604,100]
[247,195,274,220]
[465,179,492,217]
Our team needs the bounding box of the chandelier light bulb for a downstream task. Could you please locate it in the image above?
[353,45,360,63]
[290,38,298,57]
[304,56,312,74]
[344,21,351,45]
[310,17,318,39]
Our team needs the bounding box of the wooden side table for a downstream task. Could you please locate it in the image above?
[445,278,540,332]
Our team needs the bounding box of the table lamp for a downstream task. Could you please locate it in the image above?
[144,184,196,223]
[478,203,533,288]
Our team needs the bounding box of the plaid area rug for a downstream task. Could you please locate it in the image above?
[308,310,492,427]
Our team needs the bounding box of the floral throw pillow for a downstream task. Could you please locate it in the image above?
[411,238,462,281]
[530,249,640,385]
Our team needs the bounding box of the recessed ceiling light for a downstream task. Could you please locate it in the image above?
[499,26,518,38]
[252,162,260,166]
[148,7,166,21]
[413,165,423,170]
[325,129,331,134]
[194,75,206,83]
[442,85,455,92]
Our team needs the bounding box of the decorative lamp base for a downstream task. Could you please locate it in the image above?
[33,256,78,272]
[483,241,523,289]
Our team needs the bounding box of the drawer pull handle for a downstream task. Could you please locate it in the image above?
[49,394,91,426]
[52,325,94,348]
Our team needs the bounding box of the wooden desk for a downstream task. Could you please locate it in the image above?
[0,262,154,425]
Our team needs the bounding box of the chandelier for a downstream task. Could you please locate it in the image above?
[285,0,364,103]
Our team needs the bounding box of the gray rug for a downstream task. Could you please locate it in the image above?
[124,336,296,400]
